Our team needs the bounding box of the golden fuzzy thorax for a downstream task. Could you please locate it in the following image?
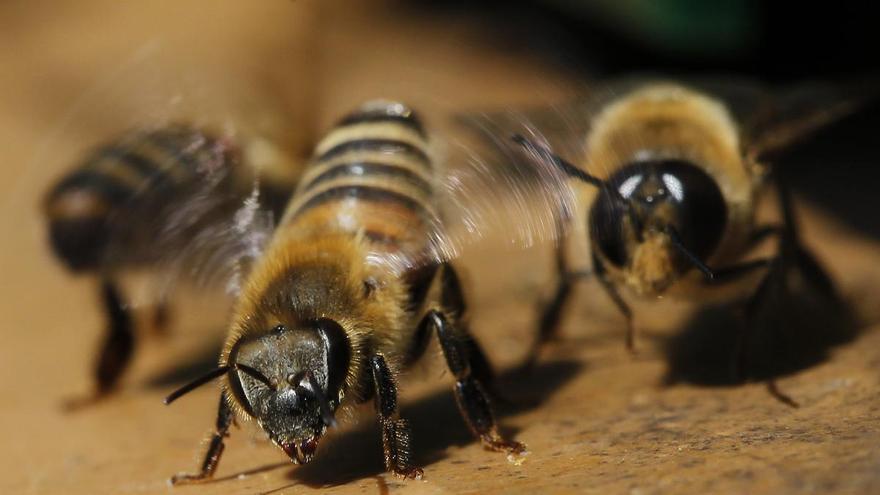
[219,227,413,420]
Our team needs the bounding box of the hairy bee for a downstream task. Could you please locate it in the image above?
[44,124,296,408]
[512,80,862,399]
[164,101,529,484]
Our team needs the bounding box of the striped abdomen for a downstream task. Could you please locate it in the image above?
[282,101,437,254]
[44,125,236,271]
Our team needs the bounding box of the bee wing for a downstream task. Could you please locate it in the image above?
[153,167,292,297]
[406,111,579,268]
[682,77,875,162]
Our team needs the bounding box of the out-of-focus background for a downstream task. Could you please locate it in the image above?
[1,1,878,494]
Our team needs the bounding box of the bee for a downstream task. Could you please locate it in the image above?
[511,80,863,400]
[163,101,531,484]
[44,124,297,408]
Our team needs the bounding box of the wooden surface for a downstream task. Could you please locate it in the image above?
[1,2,879,494]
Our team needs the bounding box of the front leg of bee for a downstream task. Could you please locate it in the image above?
[170,394,234,485]
[420,264,526,458]
[369,354,423,480]
[592,253,636,352]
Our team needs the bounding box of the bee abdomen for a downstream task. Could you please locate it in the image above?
[44,125,235,271]
[284,101,435,248]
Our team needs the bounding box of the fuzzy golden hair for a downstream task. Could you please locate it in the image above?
[584,83,758,269]
[219,228,413,421]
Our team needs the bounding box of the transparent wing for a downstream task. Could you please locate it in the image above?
[393,111,580,270]
[663,76,875,161]
[153,165,283,298]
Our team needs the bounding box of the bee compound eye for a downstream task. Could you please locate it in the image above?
[589,189,629,267]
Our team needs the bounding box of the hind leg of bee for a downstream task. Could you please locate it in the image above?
[735,260,799,408]
[170,395,234,485]
[592,254,636,353]
[369,354,423,480]
[419,264,526,457]
[94,280,135,393]
[63,280,135,411]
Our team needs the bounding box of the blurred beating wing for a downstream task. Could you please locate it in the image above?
[399,111,579,271]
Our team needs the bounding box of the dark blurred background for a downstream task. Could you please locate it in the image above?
[409,0,879,79]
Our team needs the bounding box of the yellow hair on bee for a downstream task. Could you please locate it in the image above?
[585,83,757,266]
[220,227,412,417]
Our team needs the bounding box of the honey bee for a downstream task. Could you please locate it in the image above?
[510,80,864,401]
[44,124,298,408]
[162,100,558,483]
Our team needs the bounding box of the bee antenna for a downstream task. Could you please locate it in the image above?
[163,366,231,405]
[511,134,605,188]
[664,225,715,280]
[511,134,645,240]
[163,363,275,405]
[234,363,276,390]
[297,370,338,428]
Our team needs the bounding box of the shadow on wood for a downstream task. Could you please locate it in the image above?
[661,244,859,386]
[276,359,584,488]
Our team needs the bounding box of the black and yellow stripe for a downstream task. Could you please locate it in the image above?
[282,101,436,250]
[44,125,233,271]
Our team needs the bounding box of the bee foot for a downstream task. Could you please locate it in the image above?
[169,472,212,486]
[392,467,424,480]
[483,437,527,457]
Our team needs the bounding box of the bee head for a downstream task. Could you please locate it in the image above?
[226,318,351,464]
[590,158,727,292]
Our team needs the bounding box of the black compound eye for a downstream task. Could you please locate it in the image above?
[313,319,351,404]
[589,188,631,267]
[650,161,727,260]
[589,159,728,267]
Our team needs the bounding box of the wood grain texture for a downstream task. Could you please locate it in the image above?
[1,1,878,494]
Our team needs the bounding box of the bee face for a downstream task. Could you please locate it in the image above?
[590,159,727,292]
[227,319,350,464]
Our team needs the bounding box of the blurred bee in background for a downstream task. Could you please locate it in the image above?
[162,99,571,483]
[510,80,864,404]
[44,123,302,409]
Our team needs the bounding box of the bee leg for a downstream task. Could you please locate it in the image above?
[438,264,496,385]
[737,260,800,408]
[530,242,576,367]
[418,309,526,458]
[369,354,423,480]
[423,264,526,457]
[170,395,233,485]
[94,280,135,392]
[593,253,636,353]
[63,280,135,410]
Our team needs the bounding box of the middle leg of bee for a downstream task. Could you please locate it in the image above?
[592,254,636,352]
[418,264,526,457]
[531,242,579,365]
[170,395,233,485]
